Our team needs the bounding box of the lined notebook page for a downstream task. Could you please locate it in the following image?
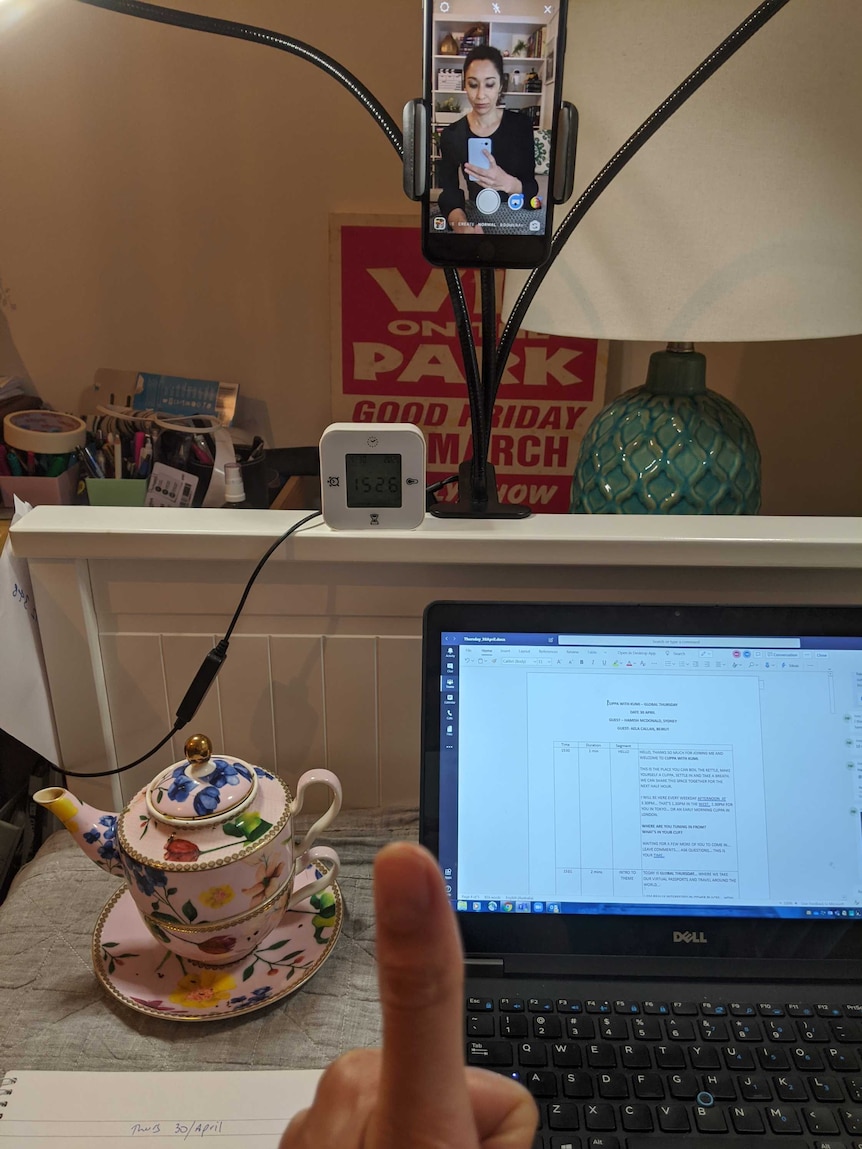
[0,1070,323,1146]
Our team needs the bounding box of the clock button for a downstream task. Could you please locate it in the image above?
[406,477,419,485]
[326,475,340,487]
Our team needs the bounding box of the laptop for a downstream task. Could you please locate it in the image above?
[420,600,862,1148]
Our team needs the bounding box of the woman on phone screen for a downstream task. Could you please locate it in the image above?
[437,45,539,234]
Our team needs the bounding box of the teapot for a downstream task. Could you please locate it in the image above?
[34,734,342,966]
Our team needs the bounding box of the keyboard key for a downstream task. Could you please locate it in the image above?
[668,1072,698,1099]
[787,1003,816,1017]
[525,1070,557,1097]
[547,1102,579,1130]
[584,1000,611,1014]
[534,1016,563,1039]
[672,1001,699,1015]
[775,1073,808,1101]
[805,1107,841,1135]
[847,1077,862,1102]
[731,1104,766,1134]
[829,1048,862,1072]
[567,1017,596,1040]
[699,1018,729,1042]
[596,1071,628,1099]
[842,1109,862,1135]
[767,1104,803,1133]
[500,996,524,1012]
[733,1018,763,1041]
[468,996,493,1011]
[598,1017,628,1042]
[529,998,555,1013]
[501,1013,528,1038]
[695,1104,728,1133]
[642,1000,670,1015]
[556,999,582,1014]
[759,1046,791,1071]
[562,1071,593,1099]
[631,1017,662,1042]
[655,1044,686,1069]
[766,1019,796,1042]
[701,1073,736,1100]
[731,1002,758,1016]
[817,1004,844,1018]
[633,1072,665,1099]
[833,1021,862,1043]
[723,1046,756,1070]
[620,1103,653,1132]
[586,1043,616,1069]
[583,1103,615,1131]
[551,1043,582,1068]
[519,1042,548,1066]
[632,1141,808,1149]
[467,1014,495,1036]
[613,1000,640,1014]
[587,1137,618,1149]
[689,1045,721,1070]
[800,1019,832,1042]
[666,1018,695,1041]
[759,1003,786,1016]
[656,1104,690,1132]
[701,1001,728,1016]
[550,1137,580,1149]
[812,1075,845,1101]
[739,1073,773,1101]
[793,1045,825,1070]
[467,1040,513,1066]
[620,1044,652,1069]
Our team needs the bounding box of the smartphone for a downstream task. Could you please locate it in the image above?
[422,0,569,269]
[467,137,492,180]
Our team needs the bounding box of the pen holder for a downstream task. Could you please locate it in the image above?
[0,464,80,508]
[85,478,149,507]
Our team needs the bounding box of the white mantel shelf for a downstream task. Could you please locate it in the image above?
[11,506,862,569]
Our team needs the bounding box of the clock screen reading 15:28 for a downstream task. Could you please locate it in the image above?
[345,453,403,508]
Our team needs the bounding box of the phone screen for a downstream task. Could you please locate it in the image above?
[422,0,568,269]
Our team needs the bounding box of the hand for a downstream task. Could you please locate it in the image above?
[279,841,537,1149]
[464,151,521,196]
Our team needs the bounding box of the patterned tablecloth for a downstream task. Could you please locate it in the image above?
[0,807,418,1073]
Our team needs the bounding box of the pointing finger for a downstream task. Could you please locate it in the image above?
[369,841,477,1147]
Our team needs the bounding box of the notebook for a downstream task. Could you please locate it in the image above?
[0,1069,322,1147]
[420,600,862,1146]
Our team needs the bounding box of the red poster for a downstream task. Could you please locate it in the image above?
[331,216,606,513]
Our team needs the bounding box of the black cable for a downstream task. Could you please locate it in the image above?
[494,0,793,395]
[59,511,322,780]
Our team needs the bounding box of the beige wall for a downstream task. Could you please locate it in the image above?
[1,0,859,516]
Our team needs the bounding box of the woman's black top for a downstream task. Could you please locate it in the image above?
[437,109,538,220]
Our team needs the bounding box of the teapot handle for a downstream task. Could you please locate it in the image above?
[287,845,340,910]
[289,769,342,855]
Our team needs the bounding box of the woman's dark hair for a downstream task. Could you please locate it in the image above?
[463,44,505,87]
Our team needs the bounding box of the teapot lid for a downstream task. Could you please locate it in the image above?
[145,734,258,826]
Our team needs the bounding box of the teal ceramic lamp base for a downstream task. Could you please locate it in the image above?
[571,344,761,515]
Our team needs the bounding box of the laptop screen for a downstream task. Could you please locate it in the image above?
[423,603,862,928]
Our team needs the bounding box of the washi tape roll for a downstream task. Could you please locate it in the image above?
[4,410,87,454]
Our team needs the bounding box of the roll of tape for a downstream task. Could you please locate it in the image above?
[4,410,87,454]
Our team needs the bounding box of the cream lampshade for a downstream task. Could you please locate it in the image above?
[500,0,862,514]
[504,0,862,343]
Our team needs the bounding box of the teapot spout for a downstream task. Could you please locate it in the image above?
[34,787,124,878]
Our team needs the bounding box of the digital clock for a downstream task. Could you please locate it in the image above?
[319,423,426,529]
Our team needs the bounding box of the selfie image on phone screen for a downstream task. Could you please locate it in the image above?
[423,0,568,268]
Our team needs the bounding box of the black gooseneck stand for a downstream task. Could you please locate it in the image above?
[78,0,793,520]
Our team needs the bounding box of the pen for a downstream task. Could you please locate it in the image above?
[0,445,10,477]
[77,444,106,479]
[26,451,36,476]
[112,434,123,479]
[7,449,24,477]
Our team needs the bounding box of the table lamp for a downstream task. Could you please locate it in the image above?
[501,0,862,514]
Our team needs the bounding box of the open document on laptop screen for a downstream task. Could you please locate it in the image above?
[436,628,862,921]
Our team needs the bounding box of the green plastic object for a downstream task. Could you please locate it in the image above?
[85,478,148,507]
[571,346,761,515]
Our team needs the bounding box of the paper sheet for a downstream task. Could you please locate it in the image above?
[0,498,60,764]
[0,1069,323,1146]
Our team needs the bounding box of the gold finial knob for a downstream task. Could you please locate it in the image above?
[184,733,212,765]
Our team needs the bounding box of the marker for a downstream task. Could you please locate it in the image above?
[0,445,10,477]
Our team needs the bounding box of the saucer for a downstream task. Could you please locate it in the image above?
[92,862,342,1022]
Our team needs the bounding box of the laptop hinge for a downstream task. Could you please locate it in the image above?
[465,957,505,973]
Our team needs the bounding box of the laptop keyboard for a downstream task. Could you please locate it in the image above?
[465,995,862,1149]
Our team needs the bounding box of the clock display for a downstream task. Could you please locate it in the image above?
[345,453,403,508]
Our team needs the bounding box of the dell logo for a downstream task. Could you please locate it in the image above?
[673,930,708,944]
